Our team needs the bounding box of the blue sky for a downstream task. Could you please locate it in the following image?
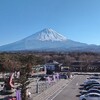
[0,0,100,46]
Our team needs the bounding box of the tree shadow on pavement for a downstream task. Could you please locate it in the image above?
[76,94,81,97]
[80,84,84,86]
[0,90,13,95]
[79,87,84,90]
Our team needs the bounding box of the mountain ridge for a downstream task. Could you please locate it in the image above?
[0,28,99,52]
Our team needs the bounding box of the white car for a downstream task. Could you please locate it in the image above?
[80,93,100,100]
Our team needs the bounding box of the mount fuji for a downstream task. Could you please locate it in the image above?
[0,28,100,52]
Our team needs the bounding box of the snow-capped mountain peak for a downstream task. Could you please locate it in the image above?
[27,28,67,41]
[1,28,96,52]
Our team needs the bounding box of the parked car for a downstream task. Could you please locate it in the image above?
[85,84,100,90]
[80,93,100,100]
[92,86,100,90]
[59,73,68,79]
[84,82,100,89]
[84,80,99,86]
[80,89,100,95]
[87,76,100,80]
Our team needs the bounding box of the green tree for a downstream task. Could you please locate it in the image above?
[18,64,32,100]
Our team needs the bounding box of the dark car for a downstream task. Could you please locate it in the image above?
[80,89,100,95]
[85,84,100,90]
[59,73,68,79]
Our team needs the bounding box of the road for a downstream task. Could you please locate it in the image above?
[48,75,88,100]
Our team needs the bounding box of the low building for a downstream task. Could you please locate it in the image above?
[45,60,61,74]
[31,65,46,76]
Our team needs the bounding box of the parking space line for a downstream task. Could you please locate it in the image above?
[46,75,77,100]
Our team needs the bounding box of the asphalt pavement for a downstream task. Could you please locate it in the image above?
[48,75,88,100]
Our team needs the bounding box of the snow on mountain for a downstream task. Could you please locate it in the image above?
[0,28,99,52]
[24,28,67,41]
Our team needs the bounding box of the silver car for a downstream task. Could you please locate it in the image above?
[80,93,100,100]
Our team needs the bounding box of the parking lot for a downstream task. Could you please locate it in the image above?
[1,73,100,100]
[48,75,88,100]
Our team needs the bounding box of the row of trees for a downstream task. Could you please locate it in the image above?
[0,52,100,72]
[0,52,44,72]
